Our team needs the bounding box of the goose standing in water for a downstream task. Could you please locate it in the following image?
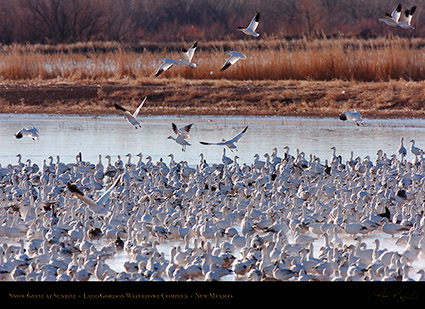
[114,97,147,129]
[238,12,260,37]
[15,126,39,140]
[410,139,421,156]
[398,137,407,161]
[200,125,248,151]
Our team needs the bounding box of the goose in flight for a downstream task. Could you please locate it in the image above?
[67,173,122,216]
[172,123,193,139]
[378,3,402,27]
[168,123,193,152]
[114,96,147,129]
[220,51,247,71]
[200,125,248,151]
[238,12,260,37]
[15,126,39,140]
[179,41,198,68]
[155,58,180,77]
[339,110,364,126]
[397,6,416,29]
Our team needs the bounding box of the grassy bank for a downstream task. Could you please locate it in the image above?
[1,79,424,118]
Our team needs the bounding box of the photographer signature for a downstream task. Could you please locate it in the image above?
[369,288,420,304]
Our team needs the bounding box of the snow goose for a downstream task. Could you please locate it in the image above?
[398,137,407,160]
[15,126,39,140]
[397,6,416,29]
[381,217,410,236]
[179,41,198,68]
[172,123,193,139]
[378,3,402,27]
[167,135,191,152]
[238,12,260,37]
[200,125,248,151]
[66,173,122,215]
[410,139,421,156]
[154,58,180,77]
[114,96,147,129]
[339,110,364,126]
[220,51,246,71]
[168,123,193,151]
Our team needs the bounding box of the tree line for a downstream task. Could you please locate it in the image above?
[0,0,423,44]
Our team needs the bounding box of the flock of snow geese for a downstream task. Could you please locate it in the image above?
[2,4,425,282]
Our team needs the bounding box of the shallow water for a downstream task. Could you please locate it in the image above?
[2,113,425,281]
[1,114,425,167]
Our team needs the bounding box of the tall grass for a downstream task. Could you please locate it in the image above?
[1,37,425,82]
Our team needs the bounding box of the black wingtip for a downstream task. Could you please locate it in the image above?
[114,104,126,112]
[255,12,260,22]
[15,132,23,139]
[155,69,163,77]
[242,125,249,133]
[339,113,347,121]
[171,123,178,134]
[192,41,198,48]
[396,3,402,12]
[221,62,231,71]
[67,182,84,196]
[410,6,417,15]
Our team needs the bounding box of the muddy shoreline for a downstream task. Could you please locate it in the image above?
[1,79,424,119]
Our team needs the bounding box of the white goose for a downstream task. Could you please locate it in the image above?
[167,135,191,152]
[114,96,147,129]
[378,3,402,27]
[66,173,122,215]
[339,110,364,126]
[410,139,421,156]
[238,12,260,37]
[154,58,180,77]
[200,125,248,151]
[398,137,407,159]
[179,41,198,68]
[220,51,247,71]
[15,126,39,140]
[397,6,416,29]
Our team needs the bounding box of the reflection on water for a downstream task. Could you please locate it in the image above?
[1,114,425,167]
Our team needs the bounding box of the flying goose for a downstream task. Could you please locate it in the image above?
[114,97,147,129]
[200,125,248,151]
[339,110,364,126]
[179,41,198,68]
[15,126,39,140]
[220,51,246,71]
[398,6,416,29]
[238,12,260,37]
[67,173,122,215]
[155,58,180,77]
[378,3,402,27]
[168,123,193,151]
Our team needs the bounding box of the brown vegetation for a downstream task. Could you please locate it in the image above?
[1,78,424,118]
[2,37,425,82]
[0,0,424,44]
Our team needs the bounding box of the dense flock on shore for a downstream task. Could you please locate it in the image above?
[1,140,425,281]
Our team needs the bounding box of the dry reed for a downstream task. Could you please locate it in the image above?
[1,37,425,82]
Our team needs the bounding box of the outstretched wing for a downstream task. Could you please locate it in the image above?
[247,12,260,31]
[228,125,249,143]
[95,173,122,205]
[182,41,198,63]
[133,97,147,118]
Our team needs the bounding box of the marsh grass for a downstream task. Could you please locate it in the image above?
[1,37,425,82]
